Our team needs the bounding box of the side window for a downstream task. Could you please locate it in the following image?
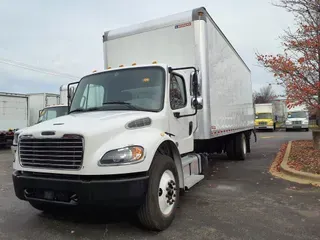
[80,84,105,108]
[170,74,187,110]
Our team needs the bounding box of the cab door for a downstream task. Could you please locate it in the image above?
[168,72,196,154]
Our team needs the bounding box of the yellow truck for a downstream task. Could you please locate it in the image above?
[254,103,275,131]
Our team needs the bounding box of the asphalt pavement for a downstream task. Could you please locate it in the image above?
[0,131,319,240]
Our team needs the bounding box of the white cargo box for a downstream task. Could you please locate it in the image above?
[103,7,254,139]
[0,92,28,130]
[255,103,273,114]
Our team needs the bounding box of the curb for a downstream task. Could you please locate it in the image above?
[280,141,320,184]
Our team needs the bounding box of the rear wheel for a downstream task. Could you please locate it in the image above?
[234,133,247,160]
[226,138,236,160]
[137,154,179,231]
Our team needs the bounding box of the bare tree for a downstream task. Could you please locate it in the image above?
[253,85,277,104]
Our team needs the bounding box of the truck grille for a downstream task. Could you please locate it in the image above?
[292,121,302,125]
[19,137,84,170]
[259,122,267,125]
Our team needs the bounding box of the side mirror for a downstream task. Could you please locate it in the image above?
[192,72,198,97]
[191,96,203,110]
[69,87,75,101]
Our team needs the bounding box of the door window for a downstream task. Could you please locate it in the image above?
[170,74,187,110]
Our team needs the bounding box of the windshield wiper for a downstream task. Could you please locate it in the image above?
[69,107,101,114]
[103,101,142,110]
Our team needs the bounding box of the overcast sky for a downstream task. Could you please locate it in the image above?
[0,0,294,95]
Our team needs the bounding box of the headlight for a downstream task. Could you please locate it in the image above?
[303,120,309,124]
[98,146,145,166]
[286,121,292,125]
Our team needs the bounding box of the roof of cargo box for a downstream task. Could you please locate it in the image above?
[0,92,28,97]
[103,6,250,72]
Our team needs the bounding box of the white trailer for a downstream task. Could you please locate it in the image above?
[0,92,28,147]
[27,93,60,126]
[12,7,254,231]
[0,92,28,130]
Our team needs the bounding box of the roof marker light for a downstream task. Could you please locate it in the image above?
[107,66,111,69]
[119,64,124,67]
[152,61,157,64]
[132,63,137,66]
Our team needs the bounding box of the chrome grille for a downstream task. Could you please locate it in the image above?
[259,122,267,125]
[19,137,84,170]
[292,121,302,125]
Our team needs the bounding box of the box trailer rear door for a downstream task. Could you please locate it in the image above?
[0,94,28,130]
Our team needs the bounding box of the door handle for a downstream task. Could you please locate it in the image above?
[189,122,193,135]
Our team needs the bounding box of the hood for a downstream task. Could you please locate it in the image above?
[22,110,161,137]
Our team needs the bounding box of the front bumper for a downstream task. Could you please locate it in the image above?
[255,125,274,129]
[12,171,149,207]
[285,124,308,129]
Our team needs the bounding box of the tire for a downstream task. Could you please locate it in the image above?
[226,138,236,160]
[306,128,309,132]
[137,154,180,231]
[234,133,247,161]
[200,154,209,176]
[245,133,251,153]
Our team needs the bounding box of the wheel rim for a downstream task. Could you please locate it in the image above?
[158,170,177,216]
[242,136,247,155]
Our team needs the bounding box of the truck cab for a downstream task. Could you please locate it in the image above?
[285,110,309,131]
[37,104,68,123]
[254,103,275,131]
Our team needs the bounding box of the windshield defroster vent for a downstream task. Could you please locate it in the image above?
[126,117,152,129]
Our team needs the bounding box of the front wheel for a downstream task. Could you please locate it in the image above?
[137,154,180,231]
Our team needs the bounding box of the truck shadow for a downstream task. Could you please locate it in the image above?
[38,206,144,228]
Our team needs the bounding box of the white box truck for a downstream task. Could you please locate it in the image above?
[27,93,60,126]
[254,103,275,131]
[285,104,309,131]
[0,92,28,147]
[12,7,254,231]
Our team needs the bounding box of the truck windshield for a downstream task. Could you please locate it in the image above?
[70,67,165,113]
[38,106,68,123]
[256,113,272,119]
[287,111,307,118]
